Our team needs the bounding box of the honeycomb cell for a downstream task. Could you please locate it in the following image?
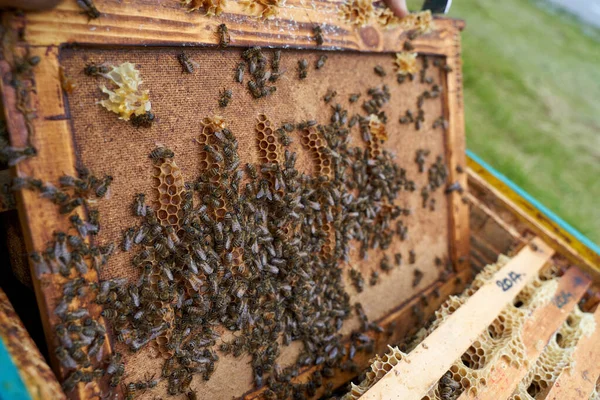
[158,184,168,194]
[267,144,276,152]
[267,153,277,161]
[257,131,265,140]
[259,140,268,150]
[257,114,267,122]
[153,167,161,177]
[158,209,168,220]
[259,149,267,158]
[301,136,310,146]
[152,177,161,187]
[267,135,275,144]
[265,127,273,135]
[257,122,266,131]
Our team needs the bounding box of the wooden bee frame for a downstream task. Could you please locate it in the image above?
[0,2,468,399]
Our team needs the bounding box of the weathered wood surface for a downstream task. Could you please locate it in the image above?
[359,238,554,400]
[0,287,66,400]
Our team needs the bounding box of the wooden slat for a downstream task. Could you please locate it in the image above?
[0,287,65,400]
[467,163,600,276]
[0,169,16,212]
[465,192,522,242]
[458,266,591,400]
[17,0,464,51]
[543,306,600,400]
[360,237,554,400]
[0,42,117,399]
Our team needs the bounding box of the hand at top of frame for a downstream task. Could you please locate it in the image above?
[382,0,409,18]
[0,0,60,10]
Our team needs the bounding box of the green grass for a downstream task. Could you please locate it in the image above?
[440,0,600,244]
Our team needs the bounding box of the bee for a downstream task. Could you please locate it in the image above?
[133,193,146,217]
[313,25,324,46]
[217,23,230,47]
[55,346,78,369]
[432,116,449,130]
[83,62,109,77]
[130,111,155,128]
[387,251,401,269]
[178,52,195,73]
[248,80,262,98]
[374,65,386,77]
[404,40,415,51]
[272,50,281,73]
[95,175,113,198]
[242,46,261,60]
[298,59,308,79]
[2,146,36,166]
[31,252,50,277]
[235,62,245,83]
[76,0,100,19]
[149,146,174,161]
[218,89,232,108]
[187,391,198,400]
[349,93,360,103]
[443,64,453,72]
[369,270,379,286]
[380,255,393,271]
[59,197,83,214]
[323,89,337,103]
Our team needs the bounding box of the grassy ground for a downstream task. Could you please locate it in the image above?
[439,0,600,244]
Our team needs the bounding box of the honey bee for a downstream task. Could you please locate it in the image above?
[59,197,83,214]
[323,89,337,104]
[95,175,113,198]
[315,55,328,70]
[130,111,155,128]
[178,52,196,73]
[149,146,174,161]
[380,254,392,271]
[83,62,109,76]
[219,89,232,108]
[31,252,50,277]
[374,65,386,77]
[298,59,308,79]
[235,62,245,83]
[272,50,281,73]
[313,25,324,46]
[217,23,230,47]
[348,93,360,103]
[76,0,100,19]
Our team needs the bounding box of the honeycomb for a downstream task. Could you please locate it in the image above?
[98,62,151,121]
[239,0,283,19]
[375,9,435,33]
[182,0,227,16]
[366,114,387,158]
[152,158,185,229]
[394,52,418,76]
[255,113,281,165]
[346,345,407,399]
[344,255,575,400]
[509,306,596,400]
[298,126,331,177]
[339,0,375,27]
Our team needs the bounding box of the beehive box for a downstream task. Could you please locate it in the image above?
[0,1,470,399]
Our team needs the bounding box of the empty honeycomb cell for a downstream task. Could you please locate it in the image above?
[267,144,276,152]
[259,149,267,158]
[199,160,209,170]
[322,159,331,166]
[156,336,169,345]
[165,175,175,185]
[167,205,178,215]
[161,164,172,175]
[168,186,178,195]
[152,177,161,187]
[259,140,268,149]
[257,114,267,122]
[257,122,266,131]
[171,194,181,204]
[158,209,168,220]
[159,183,168,194]
[153,167,161,177]
[265,127,273,135]
[267,153,277,161]
[257,131,265,140]
[168,215,178,225]
[160,193,170,203]
[308,132,318,141]
[267,135,275,144]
